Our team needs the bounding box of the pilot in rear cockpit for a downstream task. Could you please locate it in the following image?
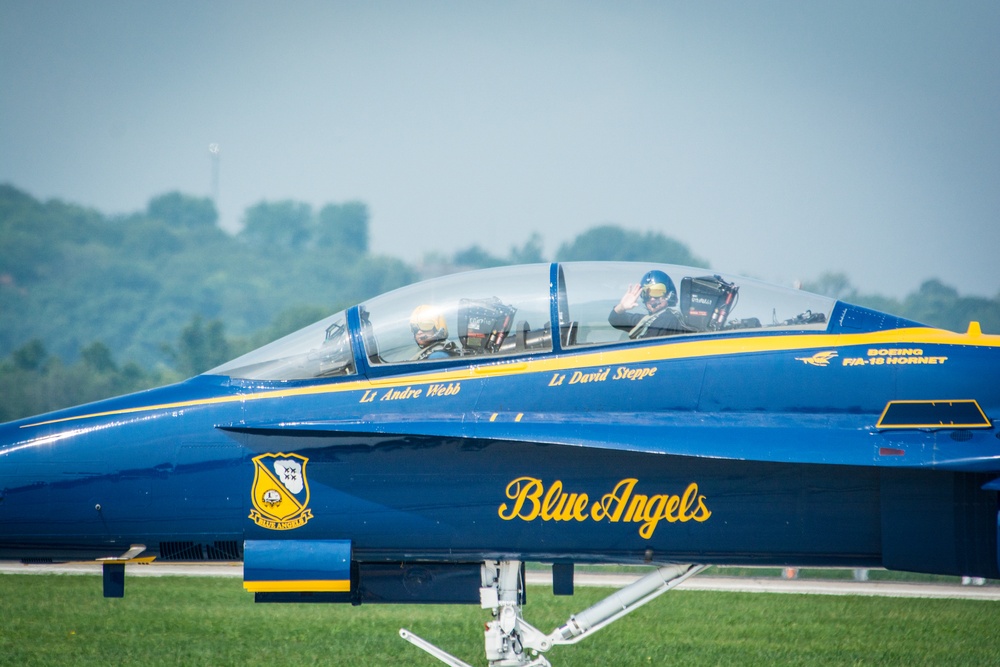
[410,305,461,360]
[609,270,686,339]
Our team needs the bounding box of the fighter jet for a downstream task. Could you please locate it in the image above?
[2,261,997,666]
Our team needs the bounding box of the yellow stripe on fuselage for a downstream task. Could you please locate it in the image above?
[243,579,351,593]
[21,326,999,429]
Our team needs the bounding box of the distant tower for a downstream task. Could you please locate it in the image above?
[208,143,221,203]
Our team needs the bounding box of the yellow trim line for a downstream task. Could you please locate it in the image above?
[22,326,999,429]
[243,580,351,593]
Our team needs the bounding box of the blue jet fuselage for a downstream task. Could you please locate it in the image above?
[2,262,998,580]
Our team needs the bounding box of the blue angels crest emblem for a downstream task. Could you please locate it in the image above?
[249,452,313,530]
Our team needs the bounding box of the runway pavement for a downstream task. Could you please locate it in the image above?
[2,562,998,601]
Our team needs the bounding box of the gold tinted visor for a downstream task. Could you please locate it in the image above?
[410,305,446,334]
[411,319,439,333]
[642,283,668,298]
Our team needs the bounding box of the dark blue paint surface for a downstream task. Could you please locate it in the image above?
[1,263,998,580]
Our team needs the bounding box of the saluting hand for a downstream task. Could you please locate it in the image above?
[614,284,642,313]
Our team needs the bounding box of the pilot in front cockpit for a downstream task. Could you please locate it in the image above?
[410,305,462,360]
[609,270,686,339]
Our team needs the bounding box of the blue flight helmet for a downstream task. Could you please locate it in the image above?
[639,270,677,307]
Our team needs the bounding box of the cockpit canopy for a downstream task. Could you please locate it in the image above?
[208,262,836,381]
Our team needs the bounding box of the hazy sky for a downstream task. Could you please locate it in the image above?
[2,1,998,298]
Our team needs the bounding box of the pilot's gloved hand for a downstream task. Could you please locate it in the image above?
[614,284,642,313]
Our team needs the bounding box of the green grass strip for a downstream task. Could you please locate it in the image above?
[1,574,998,666]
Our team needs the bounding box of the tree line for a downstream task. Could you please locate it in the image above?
[2,183,998,422]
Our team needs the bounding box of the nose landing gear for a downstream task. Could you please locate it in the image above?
[401,560,706,667]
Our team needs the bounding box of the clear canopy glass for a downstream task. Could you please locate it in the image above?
[359,263,553,364]
[208,262,837,380]
[207,312,355,380]
[558,262,834,346]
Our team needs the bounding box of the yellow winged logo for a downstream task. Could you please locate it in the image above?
[795,350,838,367]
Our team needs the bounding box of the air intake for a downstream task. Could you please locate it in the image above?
[159,541,244,561]
[159,541,203,560]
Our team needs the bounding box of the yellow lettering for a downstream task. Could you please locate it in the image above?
[541,481,567,520]
[638,495,668,539]
[624,494,648,523]
[498,477,543,521]
[679,483,698,520]
[502,478,711,538]
[593,479,636,522]
[379,386,423,401]
[868,348,924,357]
[568,368,610,384]
[613,367,658,381]
[694,494,712,521]
[426,382,461,397]
[665,495,680,521]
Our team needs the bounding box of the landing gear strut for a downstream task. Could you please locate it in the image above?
[400,560,706,667]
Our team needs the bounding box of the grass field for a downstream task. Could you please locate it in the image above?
[1,574,998,666]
